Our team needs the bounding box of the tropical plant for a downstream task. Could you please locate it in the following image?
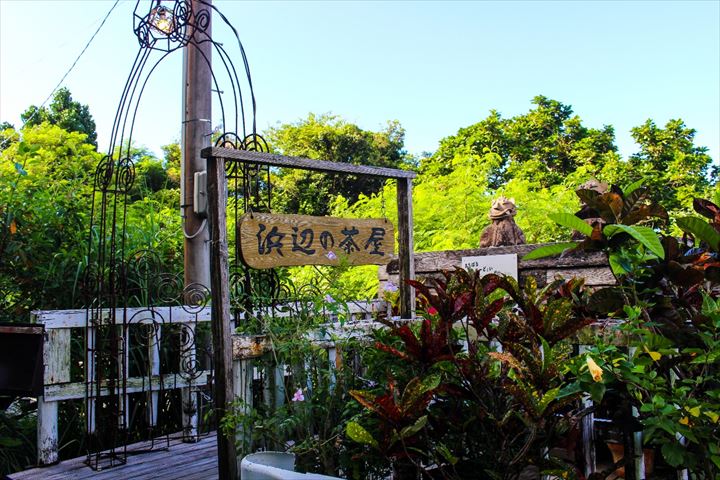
[525,192,720,478]
[346,268,598,479]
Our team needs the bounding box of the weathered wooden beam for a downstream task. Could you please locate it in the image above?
[43,372,212,402]
[207,155,237,480]
[32,307,211,329]
[396,177,415,318]
[202,147,417,179]
[31,300,382,329]
[37,398,58,465]
[38,329,68,465]
[382,245,609,276]
[181,0,212,296]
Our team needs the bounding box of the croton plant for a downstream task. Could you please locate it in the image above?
[346,184,719,479]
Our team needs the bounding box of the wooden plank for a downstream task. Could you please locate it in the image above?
[0,324,43,334]
[397,177,415,318]
[239,213,394,269]
[32,300,381,330]
[12,433,218,480]
[148,326,161,427]
[381,245,609,276]
[233,358,254,456]
[546,267,615,286]
[86,325,96,433]
[37,397,58,465]
[207,155,237,479]
[44,371,212,401]
[233,334,271,359]
[202,146,417,179]
[44,329,70,385]
[32,306,211,329]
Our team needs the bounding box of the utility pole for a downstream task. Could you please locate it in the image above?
[181,0,212,298]
[182,3,237,479]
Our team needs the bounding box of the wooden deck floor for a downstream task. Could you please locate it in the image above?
[10,434,218,480]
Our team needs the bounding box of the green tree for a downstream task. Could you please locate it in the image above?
[422,95,617,188]
[627,119,716,211]
[266,114,411,216]
[0,123,100,321]
[20,87,97,146]
[0,122,17,151]
[162,141,181,187]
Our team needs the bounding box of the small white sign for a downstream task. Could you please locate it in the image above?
[461,253,518,279]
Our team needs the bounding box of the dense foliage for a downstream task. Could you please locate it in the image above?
[1,91,717,475]
[2,92,716,320]
[524,189,720,479]
[267,113,412,216]
[20,88,98,147]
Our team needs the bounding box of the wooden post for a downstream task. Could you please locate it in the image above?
[38,328,70,465]
[148,324,161,428]
[397,177,415,318]
[232,358,254,458]
[578,345,596,477]
[181,0,212,295]
[207,155,237,480]
[180,323,198,441]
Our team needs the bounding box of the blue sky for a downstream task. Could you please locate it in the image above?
[1,0,718,164]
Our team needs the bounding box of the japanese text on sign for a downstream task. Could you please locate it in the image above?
[239,213,394,269]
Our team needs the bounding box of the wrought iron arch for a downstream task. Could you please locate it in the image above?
[84,0,269,470]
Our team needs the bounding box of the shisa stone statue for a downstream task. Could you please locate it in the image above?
[479,197,526,247]
[573,178,608,239]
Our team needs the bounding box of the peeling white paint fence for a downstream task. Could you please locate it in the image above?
[32,306,213,465]
[31,299,384,466]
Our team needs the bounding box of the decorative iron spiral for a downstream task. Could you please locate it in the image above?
[116,157,136,194]
[128,309,164,348]
[181,283,210,314]
[242,133,269,153]
[215,132,243,177]
[94,156,114,191]
[192,7,210,35]
[156,273,183,305]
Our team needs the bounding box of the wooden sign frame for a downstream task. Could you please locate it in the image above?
[204,148,415,480]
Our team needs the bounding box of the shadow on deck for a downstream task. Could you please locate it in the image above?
[10,434,218,480]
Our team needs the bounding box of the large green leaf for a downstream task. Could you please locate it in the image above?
[537,386,561,415]
[603,224,665,259]
[676,216,720,251]
[608,253,632,276]
[399,415,428,439]
[346,421,378,448]
[661,442,686,468]
[522,242,579,261]
[622,178,645,197]
[548,213,593,236]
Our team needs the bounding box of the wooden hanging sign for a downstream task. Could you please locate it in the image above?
[239,213,394,269]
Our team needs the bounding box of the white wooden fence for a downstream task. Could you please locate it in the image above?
[31,300,384,466]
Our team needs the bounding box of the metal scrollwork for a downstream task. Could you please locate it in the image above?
[115,157,136,194]
[242,133,269,153]
[94,155,114,191]
[87,0,261,470]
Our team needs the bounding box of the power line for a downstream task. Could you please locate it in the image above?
[1,0,120,148]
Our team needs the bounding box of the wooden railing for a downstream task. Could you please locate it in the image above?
[30,299,385,466]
